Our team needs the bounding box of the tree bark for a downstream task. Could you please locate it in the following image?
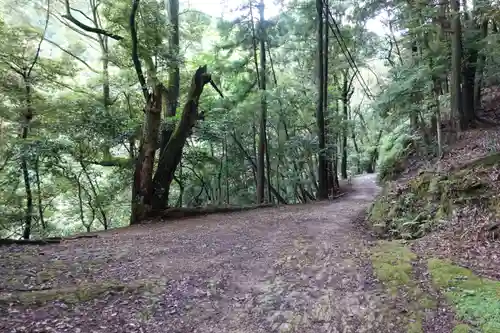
[131,84,164,223]
[158,0,180,155]
[341,72,349,180]
[34,156,46,230]
[21,76,34,240]
[473,18,488,112]
[316,0,328,199]
[256,0,268,204]
[450,0,465,131]
[461,35,478,126]
[323,0,336,194]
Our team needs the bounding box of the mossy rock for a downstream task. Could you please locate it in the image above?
[369,154,496,239]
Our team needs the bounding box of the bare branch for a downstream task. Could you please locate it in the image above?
[70,6,95,23]
[27,0,51,77]
[4,61,24,76]
[43,38,99,73]
[62,0,123,40]
[84,158,134,168]
[364,66,382,87]
[50,12,101,44]
[209,80,224,98]
[130,0,149,101]
[42,76,95,96]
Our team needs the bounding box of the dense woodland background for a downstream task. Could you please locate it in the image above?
[0,0,498,240]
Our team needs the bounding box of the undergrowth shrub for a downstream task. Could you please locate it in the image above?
[377,124,417,181]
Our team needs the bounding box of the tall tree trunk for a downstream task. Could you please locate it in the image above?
[257,0,268,203]
[316,0,328,199]
[160,0,180,149]
[473,18,488,112]
[333,90,339,187]
[249,0,260,200]
[450,0,465,131]
[151,0,180,210]
[224,133,230,204]
[323,0,335,194]
[461,26,478,126]
[80,162,108,229]
[349,107,361,173]
[410,37,420,131]
[19,1,48,238]
[21,77,34,239]
[34,156,46,230]
[438,2,450,95]
[131,85,164,223]
[177,162,184,207]
[252,120,257,190]
[341,72,349,179]
[77,177,90,233]
[265,134,272,203]
[435,88,443,158]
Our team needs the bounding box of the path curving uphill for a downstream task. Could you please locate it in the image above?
[1,174,399,333]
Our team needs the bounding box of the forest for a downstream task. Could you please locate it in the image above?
[0,0,376,239]
[0,0,498,240]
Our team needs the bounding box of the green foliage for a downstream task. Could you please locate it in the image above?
[377,124,417,181]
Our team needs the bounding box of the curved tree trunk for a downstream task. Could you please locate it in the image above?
[150,66,215,214]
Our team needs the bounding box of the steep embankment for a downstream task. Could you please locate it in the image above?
[367,126,500,332]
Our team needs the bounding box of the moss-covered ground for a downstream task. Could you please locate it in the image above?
[428,259,500,333]
[371,241,437,333]
[0,279,163,306]
[371,240,500,333]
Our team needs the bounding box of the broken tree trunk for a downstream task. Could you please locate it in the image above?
[150,66,213,213]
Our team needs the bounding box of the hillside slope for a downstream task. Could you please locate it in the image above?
[369,116,500,279]
[366,90,500,332]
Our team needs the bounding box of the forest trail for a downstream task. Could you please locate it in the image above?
[0,174,403,333]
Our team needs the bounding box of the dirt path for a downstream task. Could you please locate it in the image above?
[1,174,399,333]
